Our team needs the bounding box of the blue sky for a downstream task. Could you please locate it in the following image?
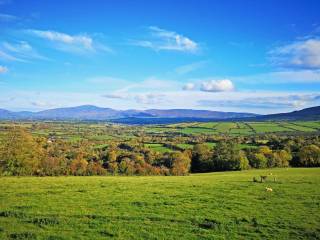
[0,0,320,113]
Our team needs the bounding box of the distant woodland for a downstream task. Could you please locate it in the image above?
[0,122,319,176]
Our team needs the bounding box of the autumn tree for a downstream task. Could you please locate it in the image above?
[298,145,320,167]
[171,151,191,175]
[0,127,44,175]
[192,143,212,172]
[40,140,69,176]
[249,153,267,168]
[119,157,136,175]
[272,150,292,167]
[70,152,88,175]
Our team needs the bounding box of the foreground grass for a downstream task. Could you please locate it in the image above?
[0,169,319,239]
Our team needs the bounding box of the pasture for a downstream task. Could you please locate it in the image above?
[164,121,320,136]
[0,168,319,239]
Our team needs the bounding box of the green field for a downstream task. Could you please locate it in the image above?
[1,168,319,239]
[149,121,320,136]
[144,143,173,153]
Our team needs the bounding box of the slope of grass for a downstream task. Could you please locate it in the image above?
[0,168,319,239]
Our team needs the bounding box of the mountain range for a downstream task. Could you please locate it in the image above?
[0,105,319,123]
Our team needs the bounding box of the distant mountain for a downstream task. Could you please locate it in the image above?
[144,109,256,119]
[0,105,257,121]
[256,106,320,121]
[35,105,121,120]
[1,105,318,123]
[0,109,14,119]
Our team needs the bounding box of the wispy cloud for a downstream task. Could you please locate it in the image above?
[234,69,320,84]
[30,100,54,108]
[269,37,320,69]
[100,76,179,105]
[103,93,128,99]
[199,94,320,109]
[87,76,127,85]
[0,41,47,62]
[102,91,168,106]
[134,93,167,105]
[114,77,179,93]
[27,29,112,54]
[175,61,207,75]
[0,65,8,73]
[132,26,199,53]
[0,50,21,61]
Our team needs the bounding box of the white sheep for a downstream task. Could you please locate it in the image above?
[265,187,273,192]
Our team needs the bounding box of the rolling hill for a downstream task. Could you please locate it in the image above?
[0,105,319,123]
[255,106,320,121]
[0,105,257,121]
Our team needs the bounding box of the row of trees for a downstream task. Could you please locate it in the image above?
[0,127,319,176]
[191,143,293,172]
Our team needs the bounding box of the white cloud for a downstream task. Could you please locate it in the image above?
[234,70,320,84]
[0,65,8,73]
[269,38,320,69]
[102,91,167,105]
[3,41,30,53]
[30,30,93,48]
[198,94,320,110]
[30,101,54,108]
[27,29,111,54]
[0,50,21,61]
[134,93,167,105]
[183,83,196,91]
[0,41,46,62]
[200,79,235,92]
[133,26,199,53]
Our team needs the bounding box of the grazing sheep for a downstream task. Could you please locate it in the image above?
[265,187,273,192]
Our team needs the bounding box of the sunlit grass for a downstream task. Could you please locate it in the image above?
[0,168,319,239]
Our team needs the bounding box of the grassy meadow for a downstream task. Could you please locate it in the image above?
[0,168,319,239]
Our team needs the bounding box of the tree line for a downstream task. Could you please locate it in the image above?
[0,127,319,176]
